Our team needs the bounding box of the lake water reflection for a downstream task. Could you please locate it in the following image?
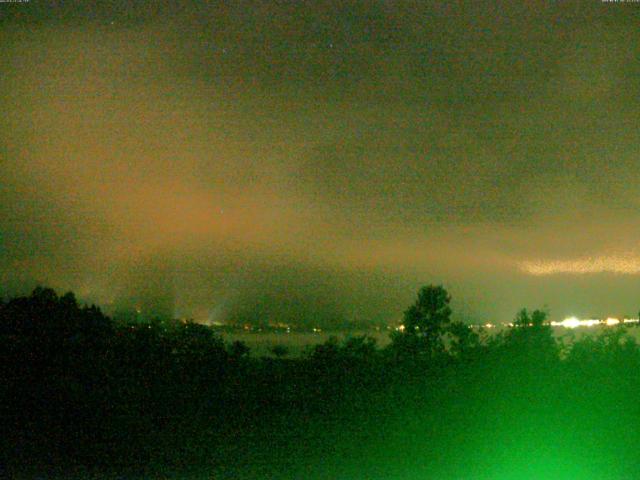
[222,324,640,357]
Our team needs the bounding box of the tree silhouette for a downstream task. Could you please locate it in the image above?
[229,340,250,359]
[395,285,452,357]
[447,321,481,358]
[270,344,289,359]
[0,287,111,341]
[505,307,558,365]
[340,335,378,360]
[309,336,340,363]
[513,307,547,328]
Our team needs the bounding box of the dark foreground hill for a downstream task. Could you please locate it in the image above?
[2,287,640,479]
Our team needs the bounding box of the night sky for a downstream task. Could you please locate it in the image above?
[2,1,640,325]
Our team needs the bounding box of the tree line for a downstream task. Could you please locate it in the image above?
[2,285,640,479]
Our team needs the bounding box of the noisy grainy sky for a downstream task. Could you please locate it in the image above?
[2,1,640,325]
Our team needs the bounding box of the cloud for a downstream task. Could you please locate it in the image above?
[520,255,640,276]
[2,2,640,323]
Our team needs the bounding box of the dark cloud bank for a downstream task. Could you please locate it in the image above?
[2,1,640,325]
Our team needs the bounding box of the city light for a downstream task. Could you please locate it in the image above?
[552,317,581,329]
[550,317,627,328]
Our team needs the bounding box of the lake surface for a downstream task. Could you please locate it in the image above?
[221,325,640,357]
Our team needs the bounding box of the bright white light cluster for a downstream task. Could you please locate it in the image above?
[550,316,640,328]
[550,317,600,328]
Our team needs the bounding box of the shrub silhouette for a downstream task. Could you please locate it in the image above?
[270,344,290,358]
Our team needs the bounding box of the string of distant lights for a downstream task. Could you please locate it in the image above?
[549,316,639,328]
[395,317,640,331]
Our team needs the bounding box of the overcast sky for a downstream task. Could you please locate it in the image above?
[2,1,640,325]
